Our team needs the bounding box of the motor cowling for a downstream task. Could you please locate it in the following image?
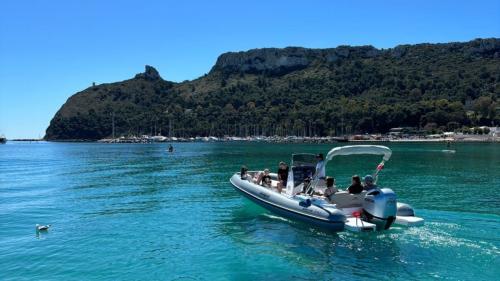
[362,188,397,230]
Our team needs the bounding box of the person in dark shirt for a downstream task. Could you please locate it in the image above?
[240,165,251,181]
[348,175,363,194]
[277,161,289,193]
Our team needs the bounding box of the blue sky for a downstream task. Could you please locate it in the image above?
[1,0,499,138]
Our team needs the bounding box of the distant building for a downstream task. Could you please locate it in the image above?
[389,128,404,135]
[389,127,419,137]
[489,127,499,137]
[427,134,442,139]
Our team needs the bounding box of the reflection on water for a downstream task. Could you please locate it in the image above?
[221,203,405,280]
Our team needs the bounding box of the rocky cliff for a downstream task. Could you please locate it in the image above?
[45,38,500,140]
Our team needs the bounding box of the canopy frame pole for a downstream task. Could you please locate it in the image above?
[373,160,385,185]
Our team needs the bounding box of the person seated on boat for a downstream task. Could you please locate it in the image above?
[348,175,363,194]
[259,169,272,188]
[300,176,312,194]
[277,161,289,193]
[240,165,252,181]
[253,170,263,183]
[363,175,377,191]
[323,177,338,202]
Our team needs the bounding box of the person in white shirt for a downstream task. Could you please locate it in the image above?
[311,153,327,192]
[315,153,326,180]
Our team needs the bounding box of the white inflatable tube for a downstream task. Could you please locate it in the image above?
[395,216,425,226]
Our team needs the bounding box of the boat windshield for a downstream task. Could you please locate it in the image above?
[291,153,318,167]
[288,154,318,189]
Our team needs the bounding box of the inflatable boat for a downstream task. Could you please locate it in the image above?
[230,145,424,232]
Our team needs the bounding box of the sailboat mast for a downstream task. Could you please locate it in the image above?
[112,112,115,138]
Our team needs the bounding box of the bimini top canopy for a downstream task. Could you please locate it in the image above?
[291,153,318,167]
[325,145,392,162]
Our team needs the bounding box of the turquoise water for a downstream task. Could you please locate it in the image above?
[0,142,499,280]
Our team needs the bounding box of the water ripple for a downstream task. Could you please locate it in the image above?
[0,142,498,280]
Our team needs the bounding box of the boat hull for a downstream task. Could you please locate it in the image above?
[230,174,345,231]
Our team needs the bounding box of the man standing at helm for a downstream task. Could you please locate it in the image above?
[315,153,326,180]
[313,153,327,192]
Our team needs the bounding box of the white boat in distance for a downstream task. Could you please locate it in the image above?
[230,145,424,232]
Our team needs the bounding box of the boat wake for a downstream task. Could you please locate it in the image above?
[379,218,500,259]
[261,213,293,223]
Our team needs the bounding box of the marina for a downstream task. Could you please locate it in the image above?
[94,131,500,143]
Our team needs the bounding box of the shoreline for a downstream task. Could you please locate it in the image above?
[10,136,499,143]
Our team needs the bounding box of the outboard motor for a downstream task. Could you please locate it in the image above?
[362,188,397,230]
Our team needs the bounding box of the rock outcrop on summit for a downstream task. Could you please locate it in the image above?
[134,65,162,81]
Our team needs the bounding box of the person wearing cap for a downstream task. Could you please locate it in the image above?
[314,153,326,180]
[363,175,377,191]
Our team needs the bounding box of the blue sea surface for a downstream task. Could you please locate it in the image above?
[0,142,499,280]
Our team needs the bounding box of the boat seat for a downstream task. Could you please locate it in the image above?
[271,180,280,188]
[330,191,366,209]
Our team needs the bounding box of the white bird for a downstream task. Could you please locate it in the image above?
[36,224,51,231]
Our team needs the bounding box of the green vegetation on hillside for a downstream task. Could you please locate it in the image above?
[45,39,500,140]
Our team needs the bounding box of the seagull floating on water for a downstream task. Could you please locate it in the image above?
[36,224,51,231]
